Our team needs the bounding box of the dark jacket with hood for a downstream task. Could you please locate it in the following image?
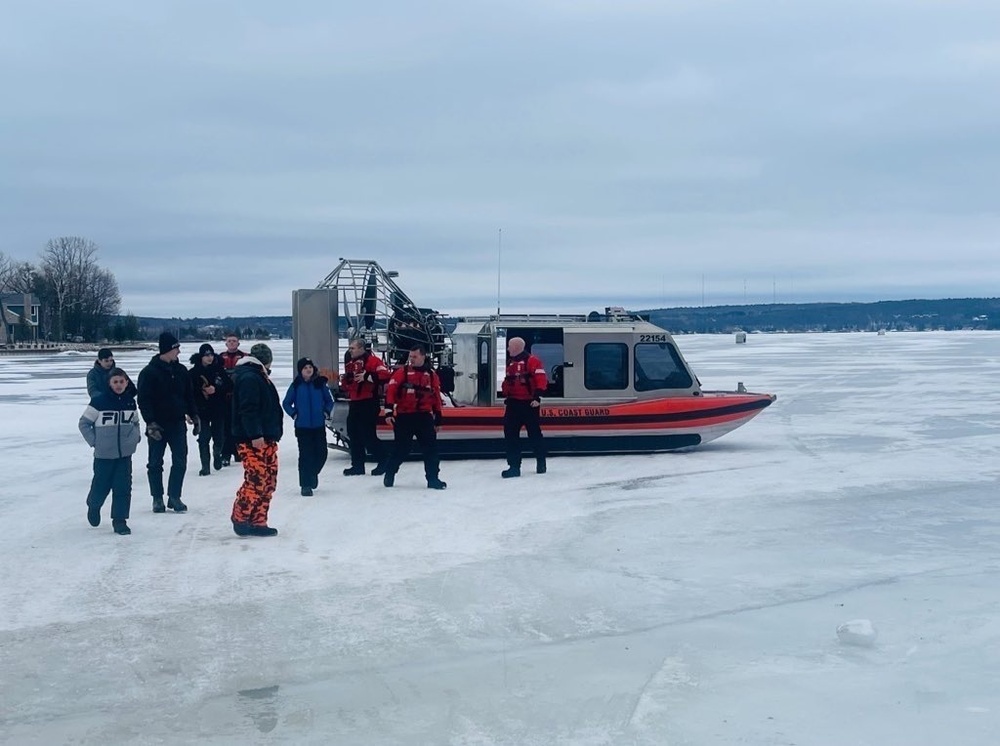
[231,356,283,443]
[86,362,112,399]
[137,354,197,425]
[189,353,231,417]
[87,363,137,400]
[283,373,334,430]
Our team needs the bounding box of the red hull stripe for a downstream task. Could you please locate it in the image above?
[437,397,772,428]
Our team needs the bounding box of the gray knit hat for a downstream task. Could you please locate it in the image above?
[250,343,272,367]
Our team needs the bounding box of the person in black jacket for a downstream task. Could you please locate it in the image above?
[230,343,283,537]
[137,332,199,514]
[189,343,231,476]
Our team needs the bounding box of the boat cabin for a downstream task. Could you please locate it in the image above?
[449,310,702,407]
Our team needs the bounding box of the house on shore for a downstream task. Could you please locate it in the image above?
[1,293,41,344]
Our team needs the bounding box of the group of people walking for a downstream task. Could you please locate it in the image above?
[78,332,549,539]
[78,332,283,537]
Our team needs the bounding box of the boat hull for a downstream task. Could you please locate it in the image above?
[328,392,776,459]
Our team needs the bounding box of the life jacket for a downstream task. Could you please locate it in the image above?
[386,364,441,415]
[340,351,390,402]
[502,353,547,401]
[219,349,246,372]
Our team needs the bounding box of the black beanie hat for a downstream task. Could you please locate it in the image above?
[198,343,215,356]
[296,357,315,375]
[158,332,180,354]
[250,343,273,367]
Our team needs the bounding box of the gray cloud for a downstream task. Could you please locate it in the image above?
[2,0,998,317]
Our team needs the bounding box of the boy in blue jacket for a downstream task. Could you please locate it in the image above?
[282,357,334,496]
[79,368,141,535]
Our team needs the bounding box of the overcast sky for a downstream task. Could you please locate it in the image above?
[2,0,998,317]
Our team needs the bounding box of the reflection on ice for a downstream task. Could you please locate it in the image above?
[237,685,281,735]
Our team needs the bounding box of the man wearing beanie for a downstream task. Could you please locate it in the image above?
[137,331,199,513]
[230,342,283,536]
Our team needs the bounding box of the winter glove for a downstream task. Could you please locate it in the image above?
[433,411,442,428]
[191,415,201,437]
[146,422,164,441]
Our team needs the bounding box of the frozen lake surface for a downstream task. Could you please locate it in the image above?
[2,332,999,744]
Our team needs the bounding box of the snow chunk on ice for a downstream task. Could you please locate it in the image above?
[837,619,878,647]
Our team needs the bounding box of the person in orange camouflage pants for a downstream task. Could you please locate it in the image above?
[232,442,278,528]
[230,343,283,537]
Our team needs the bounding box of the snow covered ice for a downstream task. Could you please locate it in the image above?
[2,331,999,745]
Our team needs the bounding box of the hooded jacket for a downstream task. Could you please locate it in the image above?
[86,362,112,399]
[188,353,231,417]
[283,374,334,430]
[137,354,197,425]
[79,387,141,459]
[231,357,283,442]
[87,362,137,399]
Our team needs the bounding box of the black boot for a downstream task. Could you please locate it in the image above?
[501,465,521,479]
[112,520,131,535]
[87,505,101,527]
[301,486,313,496]
[232,518,250,537]
[152,496,166,513]
[427,477,447,490]
[383,472,395,487]
[248,525,278,537]
[371,463,387,476]
[343,466,365,476]
[536,457,547,474]
[221,458,230,467]
[167,496,188,513]
[198,465,211,476]
[213,452,223,471]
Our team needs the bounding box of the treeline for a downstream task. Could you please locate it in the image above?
[0,237,137,342]
[138,297,1000,340]
[640,298,1000,333]
[136,316,291,341]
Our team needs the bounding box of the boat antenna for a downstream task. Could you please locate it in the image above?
[496,228,502,317]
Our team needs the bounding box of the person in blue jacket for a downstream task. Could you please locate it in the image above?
[282,357,334,496]
[79,368,141,535]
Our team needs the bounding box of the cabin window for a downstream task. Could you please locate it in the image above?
[584,343,628,390]
[634,343,693,391]
[527,342,565,398]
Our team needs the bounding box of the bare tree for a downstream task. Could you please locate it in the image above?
[0,259,39,295]
[40,237,120,341]
[79,267,121,339]
[0,251,12,289]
